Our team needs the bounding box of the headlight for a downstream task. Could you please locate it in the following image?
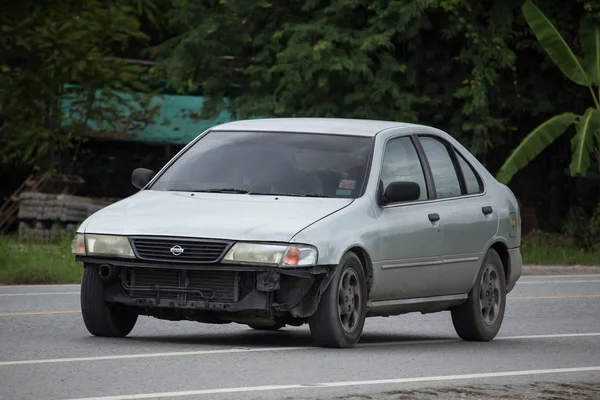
[223,243,317,267]
[71,234,135,258]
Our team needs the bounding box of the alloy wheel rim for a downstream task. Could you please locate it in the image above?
[338,268,362,333]
[479,264,501,326]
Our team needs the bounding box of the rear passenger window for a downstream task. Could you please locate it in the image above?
[456,152,482,194]
[381,137,427,201]
[418,136,461,199]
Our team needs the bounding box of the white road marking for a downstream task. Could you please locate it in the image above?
[366,332,600,349]
[509,294,600,300]
[61,365,600,400]
[0,292,79,297]
[496,332,600,340]
[521,274,600,279]
[0,346,306,366]
[0,284,80,289]
[0,310,80,317]
[518,280,600,284]
[369,332,600,348]
[1,332,599,367]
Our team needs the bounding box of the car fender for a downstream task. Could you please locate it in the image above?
[467,235,511,292]
[290,196,379,266]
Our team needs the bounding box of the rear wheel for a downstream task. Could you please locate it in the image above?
[309,252,367,348]
[80,266,138,337]
[451,249,506,341]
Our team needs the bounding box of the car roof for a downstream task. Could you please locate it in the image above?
[209,118,422,137]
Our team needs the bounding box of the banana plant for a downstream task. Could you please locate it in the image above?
[496,0,600,184]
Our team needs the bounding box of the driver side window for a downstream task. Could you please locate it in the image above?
[381,137,428,201]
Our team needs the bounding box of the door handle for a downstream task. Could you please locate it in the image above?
[428,213,440,222]
[482,206,493,215]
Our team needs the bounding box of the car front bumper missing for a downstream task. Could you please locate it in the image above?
[76,256,334,320]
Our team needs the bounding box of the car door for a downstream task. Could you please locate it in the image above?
[372,135,446,301]
[417,135,499,295]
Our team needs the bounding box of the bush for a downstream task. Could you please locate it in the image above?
[589,203,600,251]
[564,202,600,251]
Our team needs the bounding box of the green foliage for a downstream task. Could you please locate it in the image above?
[496,113,577,183]
[523,1,589,86]
[564,203,600,252]
[497,0,600,183]
[0,0,597,234]
[580,18,600,84]
[0,0,162,171]
[152,0,539,159]
[564,206,593,249]
[0,235,81,284]
[570,107,600,175]
[521,231,600,265]
[589,203,600,251]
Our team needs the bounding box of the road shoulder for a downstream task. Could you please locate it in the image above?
[523,265,600,275]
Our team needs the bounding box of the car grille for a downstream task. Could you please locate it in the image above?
[129,267,180,301]
[125,267,238,303]
[130,237,231,263]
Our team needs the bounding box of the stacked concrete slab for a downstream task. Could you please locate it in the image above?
[18,192,115,240]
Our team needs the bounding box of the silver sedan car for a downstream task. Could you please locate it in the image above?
[72,118,522,348]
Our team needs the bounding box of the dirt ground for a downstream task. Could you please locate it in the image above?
[335,381,600,400]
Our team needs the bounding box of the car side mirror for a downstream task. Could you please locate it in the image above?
[383,181,421,204]
[131,168,155,189]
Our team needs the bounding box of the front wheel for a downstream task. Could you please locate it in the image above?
[451,249,506,341]
[81,266,138,337]
[309,252,367,348]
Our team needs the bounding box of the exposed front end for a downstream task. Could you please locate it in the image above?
[74,234,333,327]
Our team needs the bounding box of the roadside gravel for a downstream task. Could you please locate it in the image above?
[336,381,600,399]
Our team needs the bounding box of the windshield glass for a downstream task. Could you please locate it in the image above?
[150,130,373,198]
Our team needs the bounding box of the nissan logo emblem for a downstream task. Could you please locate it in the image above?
[170,245,184,256]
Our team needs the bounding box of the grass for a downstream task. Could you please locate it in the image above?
[0,232,598,285]
[0,235,82,284]
[521,232,600,266]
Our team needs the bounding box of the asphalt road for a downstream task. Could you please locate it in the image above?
[1,274,599,400]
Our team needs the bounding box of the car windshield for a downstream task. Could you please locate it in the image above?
[150,130,373,198]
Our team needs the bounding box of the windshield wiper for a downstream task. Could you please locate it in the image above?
[170,188,329,197]
[169,188,250,194]
[248,191,330,198]
[204,188,250,194]
[298,193,330,198]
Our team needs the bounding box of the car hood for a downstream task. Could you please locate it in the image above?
[81,190,353,242]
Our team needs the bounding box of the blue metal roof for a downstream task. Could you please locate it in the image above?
[61,89,234,145]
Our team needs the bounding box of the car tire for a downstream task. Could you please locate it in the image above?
[309,252,367,348]
[81,266,138,337]
[451,248,506,341]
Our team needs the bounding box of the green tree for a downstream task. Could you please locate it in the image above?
[0,0,162,172]
[154,0,537,161]
[497,0,600,183]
